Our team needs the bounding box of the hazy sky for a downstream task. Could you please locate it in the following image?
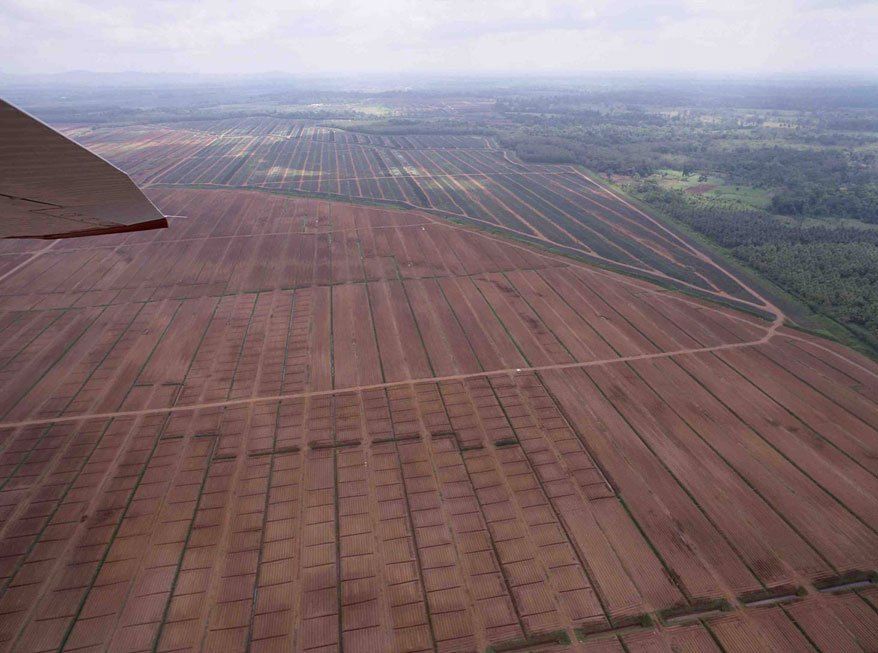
[2,0,877,75]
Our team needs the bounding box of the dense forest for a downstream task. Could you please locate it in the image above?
[495,92,878,223]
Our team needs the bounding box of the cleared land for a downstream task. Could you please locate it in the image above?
[0,188,877,652]
[64,119,759,304]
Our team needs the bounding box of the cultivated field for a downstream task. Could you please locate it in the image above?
[65,118,758,304]
[0,189,876,651]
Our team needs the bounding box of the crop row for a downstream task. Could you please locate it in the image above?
[72,121,760,299]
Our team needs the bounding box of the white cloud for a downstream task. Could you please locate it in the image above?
[0,0,876,74]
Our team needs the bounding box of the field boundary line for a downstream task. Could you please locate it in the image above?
[142,184,776,313]
[776,331,878,380]
[0,239,60,284]
[0,328,783,430]
[7,221,440,255]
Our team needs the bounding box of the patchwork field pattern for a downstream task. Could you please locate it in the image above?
[65,118,757,303]
[1,189,877,652]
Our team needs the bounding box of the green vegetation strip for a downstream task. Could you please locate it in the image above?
[486,630,571,653]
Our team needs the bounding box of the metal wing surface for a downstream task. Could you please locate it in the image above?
[0,98,167,239]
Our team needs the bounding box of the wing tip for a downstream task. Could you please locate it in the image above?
[7,217,169,240]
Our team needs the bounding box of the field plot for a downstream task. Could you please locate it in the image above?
[65,118,758,304]
[0,189,877,652]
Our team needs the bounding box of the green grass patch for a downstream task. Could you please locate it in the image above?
[814,570,877,592]
[575,613,654,641]
[485,630,571,652]
[738,585,805,606]
[658,598,732,624]
[650,169,772,209]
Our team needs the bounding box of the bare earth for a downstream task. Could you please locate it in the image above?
[0,188,876,652]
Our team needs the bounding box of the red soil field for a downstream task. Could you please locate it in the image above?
[684,184,718,195]
[64,119,760,303]
[0,188,876,652]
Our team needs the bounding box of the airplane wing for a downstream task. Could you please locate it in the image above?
[0,98,167,239]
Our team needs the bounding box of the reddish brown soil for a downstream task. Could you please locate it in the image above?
[63,120,760,300]
[0,188,876,652]
[684,183,718,195]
